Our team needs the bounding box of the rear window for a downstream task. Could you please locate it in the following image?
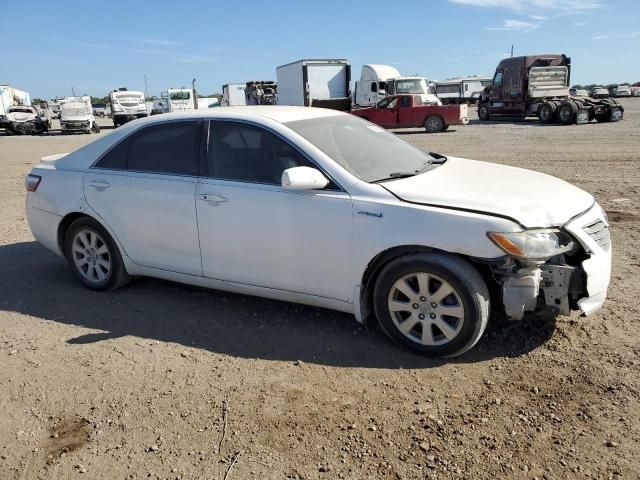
[93,121,201,175]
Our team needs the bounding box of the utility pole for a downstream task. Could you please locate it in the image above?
[144,74,149,99]
[192,78,197,109]
[511,45,514,57]
[71,85,76,96]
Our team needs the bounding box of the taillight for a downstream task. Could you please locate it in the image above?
[25,174,42,192]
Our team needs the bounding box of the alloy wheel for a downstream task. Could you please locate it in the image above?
[71,229,111,284]
[387,272,465,346]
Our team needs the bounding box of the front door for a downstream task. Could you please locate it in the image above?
[370,97,399,128]
[195,120,353,300]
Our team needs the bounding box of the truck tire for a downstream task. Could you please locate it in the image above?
[92,122,101,134]
[477,103,490,121]
[538,102,557,124]
[557,101,577,125]
[424,116,444,133]
[373,252,490,357]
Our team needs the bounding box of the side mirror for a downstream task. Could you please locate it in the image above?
[282,166,329,191]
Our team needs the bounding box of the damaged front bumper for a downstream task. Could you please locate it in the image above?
[498,204,611,319]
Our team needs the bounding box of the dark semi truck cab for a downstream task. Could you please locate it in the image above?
[477,54,623,125]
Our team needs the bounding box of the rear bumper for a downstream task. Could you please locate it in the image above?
[26,202,63,257]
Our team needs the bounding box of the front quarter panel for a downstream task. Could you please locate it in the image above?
[349,195,521,295]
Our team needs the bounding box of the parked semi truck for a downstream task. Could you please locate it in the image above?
[477,54,623,125]
[109,88,148,127]
[277,59,351,111]
[353,64,440,107]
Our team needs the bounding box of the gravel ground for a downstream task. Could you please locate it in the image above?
[1,101,639,480]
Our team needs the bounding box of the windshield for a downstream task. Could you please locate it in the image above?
[61,102,91,116]
[394,79,429,94]
[285,115,436,183]
[170,91,191,100]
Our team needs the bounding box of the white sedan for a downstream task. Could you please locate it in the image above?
[25,107,612,357]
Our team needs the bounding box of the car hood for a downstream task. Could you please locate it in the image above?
[383,156,594,228]
[7,112,37,122]
[61,114,92,121]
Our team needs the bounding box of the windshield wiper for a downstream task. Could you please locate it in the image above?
[370,158,443,183]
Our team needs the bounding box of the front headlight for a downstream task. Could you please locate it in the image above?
[112,104,123,112]
[488,229,575,260]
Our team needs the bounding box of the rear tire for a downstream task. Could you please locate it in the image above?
[477,103,490,121]
[424,116,444,133]
[538,102,557,124]
[557,101,577,125]
[373,252,490,357]
[64,217,130,291]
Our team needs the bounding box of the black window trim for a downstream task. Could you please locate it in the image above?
[90,118,204,179]
[202,118,346,193]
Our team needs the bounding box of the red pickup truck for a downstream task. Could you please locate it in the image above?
[351,94,469,133]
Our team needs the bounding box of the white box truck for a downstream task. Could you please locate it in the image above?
[435,76,492,104]
[109,88,148,127]
[166,87,197,112]
[0,85,31,128]
[221,83,247,106]
[276,59,351,110]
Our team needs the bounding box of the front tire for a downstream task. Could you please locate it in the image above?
[64,217,130,291]
[373,253,490,357]
[477,103,490,121]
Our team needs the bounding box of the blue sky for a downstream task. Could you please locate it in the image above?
[2,0,638,99]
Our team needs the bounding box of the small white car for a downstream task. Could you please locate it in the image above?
[25,108,612,357]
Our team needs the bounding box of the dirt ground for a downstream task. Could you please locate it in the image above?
[1,101,639,480]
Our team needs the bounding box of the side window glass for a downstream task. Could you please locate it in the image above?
[400,96,411,107]
[128,121,201,175]
[207,122,313,185]
[387,98,398,109]
[94,137,130,170]
[494,72,503,87]
[371,82,377,93]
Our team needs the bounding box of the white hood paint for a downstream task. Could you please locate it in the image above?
[384,157,594,228]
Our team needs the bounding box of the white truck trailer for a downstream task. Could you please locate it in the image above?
[221,84,247,106]
[0,85,31,128]
[435,76,493,104]
[109,88,148,127]
[276,59,351,111]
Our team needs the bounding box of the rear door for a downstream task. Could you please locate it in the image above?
[84,120,203,276]
[306,63,348,100]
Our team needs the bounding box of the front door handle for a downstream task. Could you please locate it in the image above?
[88,180,111,191]
[198,193,228,203]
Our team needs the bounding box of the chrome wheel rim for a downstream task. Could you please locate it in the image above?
[388,273,465,346]
[72,229,111,283]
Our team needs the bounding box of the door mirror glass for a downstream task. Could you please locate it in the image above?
[281,166,329,191]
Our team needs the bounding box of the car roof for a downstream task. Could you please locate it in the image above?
[135,106,346,125]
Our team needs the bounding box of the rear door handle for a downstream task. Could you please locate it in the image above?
[198,193,228,203]
[88,180,111,191]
